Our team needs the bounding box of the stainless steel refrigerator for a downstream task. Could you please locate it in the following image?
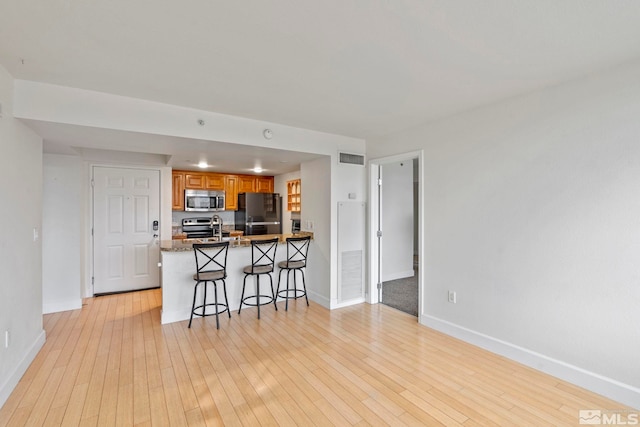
[235,192,282,235]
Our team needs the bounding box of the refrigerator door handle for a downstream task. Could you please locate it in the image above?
[248,221,280,225]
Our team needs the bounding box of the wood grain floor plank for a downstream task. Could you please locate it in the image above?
[1,288,633,426]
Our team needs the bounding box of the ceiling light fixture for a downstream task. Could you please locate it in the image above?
[253,167,263,173]
[198,161,209,168]
[263,129,273,140]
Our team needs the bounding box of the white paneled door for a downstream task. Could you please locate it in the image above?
[93,167,160,294]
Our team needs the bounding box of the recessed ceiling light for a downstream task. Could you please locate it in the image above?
[198,161,209,168]
[252,167,263,173]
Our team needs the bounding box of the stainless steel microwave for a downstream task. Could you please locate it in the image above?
[184,189,226,212]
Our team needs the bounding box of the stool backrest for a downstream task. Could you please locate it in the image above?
[285,236,311,267]
[249,237,279,273]
[193,241,229,280]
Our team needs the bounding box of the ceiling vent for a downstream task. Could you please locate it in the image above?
[339,152,365,166]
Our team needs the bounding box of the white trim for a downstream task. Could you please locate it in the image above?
[0,330,46,408]
[367,150,424,321]
[331,297,365,309]
[308,290,331,309]
[43,298,83,314]
[421,314,640,409]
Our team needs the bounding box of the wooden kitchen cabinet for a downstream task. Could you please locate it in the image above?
[205,174,225,190]
[224,175,238,210]
[172,172,185,211]
[172,170,275,211]
[238,176,256,193]
[184,173,205,189]
[286,179,301,212]
[256,176,274,193]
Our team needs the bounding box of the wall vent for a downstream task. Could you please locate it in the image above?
[339,152,365,166]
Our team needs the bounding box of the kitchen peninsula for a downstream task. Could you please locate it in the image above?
[160,233,313,324]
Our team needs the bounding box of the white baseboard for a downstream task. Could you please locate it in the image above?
[331,297,365,309]
[421,314,640,409]
[0,329,46,409]
[308,290,330,309]
[43,298,82,314]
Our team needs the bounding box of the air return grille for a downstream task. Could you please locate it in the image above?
[339,152,365,165]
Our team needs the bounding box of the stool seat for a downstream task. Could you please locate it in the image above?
[238,238,279,319]
[243,265,274,274]
[277,260,305,269]
[192,270,225,281]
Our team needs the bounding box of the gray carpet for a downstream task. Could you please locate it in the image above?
[381,272,418,317]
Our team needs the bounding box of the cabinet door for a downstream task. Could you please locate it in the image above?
[256,176,274,193]
[238,176,256,193]
[224,175,238,210]
[184,173,205,189]
[172,172,185,211]
[205,174,225,190]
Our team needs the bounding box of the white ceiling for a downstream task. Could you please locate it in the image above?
[3,1,640,172]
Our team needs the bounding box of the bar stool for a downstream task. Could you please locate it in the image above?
[190,241,230,329]
[276,236,311,310]
[238,237,279,319]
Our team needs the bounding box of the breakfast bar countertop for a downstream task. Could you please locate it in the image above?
[160,232,313,252]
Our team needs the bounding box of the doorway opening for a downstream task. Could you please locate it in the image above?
[368,151,423,320]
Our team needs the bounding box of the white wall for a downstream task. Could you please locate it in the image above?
[366,60,640,406]
[381,161,414,281]
[0,65,46,408]
[300,157,332,307]
[42,154,83,313]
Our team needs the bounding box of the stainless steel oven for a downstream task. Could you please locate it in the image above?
[184,189,225,212]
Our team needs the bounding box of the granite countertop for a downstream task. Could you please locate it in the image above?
[161,232,313,252]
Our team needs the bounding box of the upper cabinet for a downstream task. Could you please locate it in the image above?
[287,179,301,212]
[238,176,256,193]
[224,175,238,211]
[172,172,185,211]
[172,170,274,211]
[184,173,205,189]
[256,176,274,193]
[205,174,225,190]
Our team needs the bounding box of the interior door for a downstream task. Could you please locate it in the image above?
[93,166,160,294]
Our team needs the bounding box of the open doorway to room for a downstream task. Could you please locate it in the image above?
[368,151,423,319]
[380,159,419,316]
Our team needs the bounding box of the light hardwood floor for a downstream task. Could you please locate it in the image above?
[0,288,632,426]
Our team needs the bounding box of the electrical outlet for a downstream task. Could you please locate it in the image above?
[448,291,457,304]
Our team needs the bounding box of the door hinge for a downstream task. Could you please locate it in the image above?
[90,179,95,187]
[91,228,94,236]
[376,230,382,238]
[377,178,382,186]
[91,277,95,285]
[377,282,382,290]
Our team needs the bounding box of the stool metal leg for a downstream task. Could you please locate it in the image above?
[269,273,278,311]
[189,282,199,328]
[213,282,220,329]
[256,275,261,319]
[222,279,231,318]
[301,269,309,306]
[239,275,248,314]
